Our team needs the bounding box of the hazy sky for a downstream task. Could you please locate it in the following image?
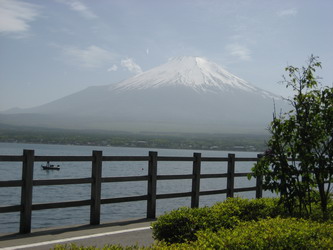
[0,0,332,111]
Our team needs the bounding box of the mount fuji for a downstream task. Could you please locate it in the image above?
[1,56,285,134]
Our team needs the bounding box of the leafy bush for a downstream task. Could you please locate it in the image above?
[54,198,332,249]
[151,197,283,244]
[53,243,143,250]
[252,56,333,220]
[307,195,333,222]
[151,206,211,243]
[210,197,284,222]
[53,216,333,250]
[192,217,333,249]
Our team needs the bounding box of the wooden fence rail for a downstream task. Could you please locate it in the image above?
[0,150,263,234]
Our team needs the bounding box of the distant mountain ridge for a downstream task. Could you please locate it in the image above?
[1,56,286,134]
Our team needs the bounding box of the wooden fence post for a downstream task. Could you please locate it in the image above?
[20,149,34,234]
[227,153,235,198]
[256,154,263,199]
[191,153,201,208]
[147,151,157,219]
[90,150,102,225]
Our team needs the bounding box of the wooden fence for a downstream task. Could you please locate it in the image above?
[0,150,263,234]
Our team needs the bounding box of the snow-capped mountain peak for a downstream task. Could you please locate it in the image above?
[1,56,286,134]
[110,56,273,98]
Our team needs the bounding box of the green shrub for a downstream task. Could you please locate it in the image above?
[54,217,333,249]
[53,243,143,250]
[151,206,211,243]
[151,197,283,244]
[210,197,284,223]
[193,217,333,249]
[53,243,121,249]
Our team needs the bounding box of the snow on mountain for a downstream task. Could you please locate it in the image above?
[111,56,277,99]
[0,56,285,134]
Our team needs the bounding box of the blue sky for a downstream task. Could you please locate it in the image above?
[0,0,332,111]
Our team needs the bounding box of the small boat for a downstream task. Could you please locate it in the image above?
[41,162,60,170]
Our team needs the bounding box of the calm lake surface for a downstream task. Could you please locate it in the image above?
[0,142,263,233]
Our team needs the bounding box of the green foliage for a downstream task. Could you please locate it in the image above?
[53,243,126,249]
[151,197,283,244]
[252,55,333,220]
[152,218,333,249]
[151,206,211,243]
[207,197,284,230]
[53,198,333,250]
[53,243,143,250]
[190,217,333,249]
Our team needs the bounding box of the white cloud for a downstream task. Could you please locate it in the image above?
[277,8,298,17]
[63,45,115,68]
[58,0,97,19]
[0,0,39,34]
[225,44,251,61]
[107,64,118,72]
[121,58,143,74]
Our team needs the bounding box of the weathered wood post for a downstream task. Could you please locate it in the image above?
[20,149,34,234]
[256,154,263,199]
[147,151,157,219]
[191,153,201,208]
[226,153,235,198]
[90,150,102,225]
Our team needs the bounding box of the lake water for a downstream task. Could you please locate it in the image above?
[0,142,263,233]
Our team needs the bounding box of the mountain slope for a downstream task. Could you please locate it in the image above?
[112,56,275,98]
[1,56,285,134]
